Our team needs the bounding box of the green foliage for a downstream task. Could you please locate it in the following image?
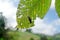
[0,12,9,40]
[0,38,4,40]
[30,38,34,40]
[55,0,60,17]
[0,30,60,40]
[40,35,48,40]
[53,34,60,40]
[16,0,51,28]
[26,28,32,33]
[0,13,5,37]
[7,31,40,40]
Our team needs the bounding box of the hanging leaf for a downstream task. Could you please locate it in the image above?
[16,0,51,28]
[55,0,60,17]
[16,14,34,28]
[37,0,51,18]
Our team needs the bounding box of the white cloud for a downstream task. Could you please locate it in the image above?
[53,19,60,26]
[31,17,60,35]
[31,17,56,35]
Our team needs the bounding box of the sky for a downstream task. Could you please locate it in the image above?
[0,0,60,36]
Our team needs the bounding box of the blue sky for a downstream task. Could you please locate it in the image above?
[0,0,60,36]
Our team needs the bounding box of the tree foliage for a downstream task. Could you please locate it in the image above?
[16,0,51,28]
[55,0,60,17]
[0,13,5,35]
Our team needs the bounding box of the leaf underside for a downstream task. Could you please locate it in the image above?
[16,0,51,28]
[55,0,60,17]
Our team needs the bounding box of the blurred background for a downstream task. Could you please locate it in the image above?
[0,0,60,40]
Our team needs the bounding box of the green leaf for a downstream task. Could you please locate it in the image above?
[16,15,34,28]
[37,0,51,18]
[16,0,51,28]
[55,0,60,17]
